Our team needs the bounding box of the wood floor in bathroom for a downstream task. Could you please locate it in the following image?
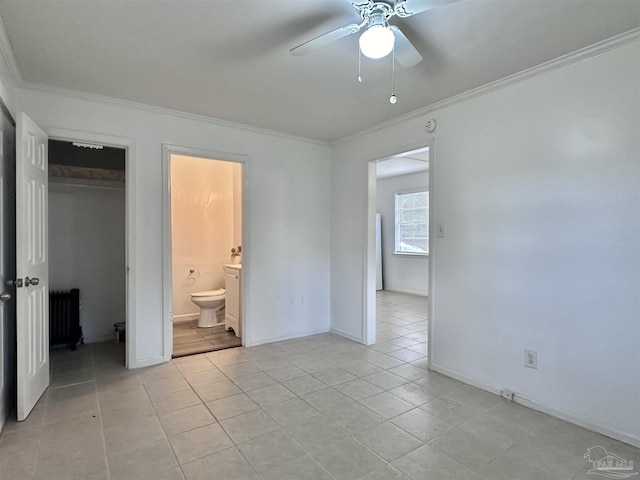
[172,320,242,358]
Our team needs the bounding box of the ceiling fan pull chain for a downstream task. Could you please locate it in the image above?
[390,45,397,104]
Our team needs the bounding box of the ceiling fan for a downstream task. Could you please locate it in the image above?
[290,0,460,68]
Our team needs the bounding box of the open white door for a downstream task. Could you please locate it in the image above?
[16,113,48,421]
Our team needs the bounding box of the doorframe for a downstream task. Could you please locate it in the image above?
[161,144,250,361]
[46,128,135,368]
[0,100,15,432]
[363,139,435,368]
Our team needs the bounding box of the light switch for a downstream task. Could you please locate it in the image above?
[436,224,446,238]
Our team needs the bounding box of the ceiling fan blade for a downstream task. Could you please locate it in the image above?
[395,0,462,17]
[290,23,362,56]
[390,26,423,68]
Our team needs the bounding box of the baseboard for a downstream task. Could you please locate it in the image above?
[329,327,365,344]
[172,313,199,324]
[247,325,330,347]
[430,362,640,449]
[429,363,502,396]
[514,393,640,448]
[383,287,428,297]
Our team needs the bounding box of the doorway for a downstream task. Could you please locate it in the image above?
[48,140,127,364]
[365,145,432,360]
[163,147,246,358]
[0,102,16,430]
[6,119,134,423]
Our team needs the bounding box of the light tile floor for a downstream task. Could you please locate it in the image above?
[0,291,637,479]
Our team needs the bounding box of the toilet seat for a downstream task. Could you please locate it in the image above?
[191,288,225,300]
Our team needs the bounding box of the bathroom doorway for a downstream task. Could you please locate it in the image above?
[167,152,244,358]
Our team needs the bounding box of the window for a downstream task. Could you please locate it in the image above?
[395,191,428,255]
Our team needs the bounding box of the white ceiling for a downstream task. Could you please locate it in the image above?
[0,0,638,142]
[377,147,429,178]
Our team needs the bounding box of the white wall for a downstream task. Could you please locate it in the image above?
[0,41,15,115]
[49,182,126,342]
[331,41,640,445]
[170,156,235,320]
[376,172,429,296]
[16,86,332,366]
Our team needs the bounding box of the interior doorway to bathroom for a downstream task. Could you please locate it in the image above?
[167,153,244,358]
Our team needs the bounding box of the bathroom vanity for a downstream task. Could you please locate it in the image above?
[223,264,241,337]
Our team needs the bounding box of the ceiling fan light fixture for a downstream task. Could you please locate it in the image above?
[359,25,395,59]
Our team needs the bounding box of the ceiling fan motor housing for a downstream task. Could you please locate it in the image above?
[355,1,395,22]
[367,12,388,28]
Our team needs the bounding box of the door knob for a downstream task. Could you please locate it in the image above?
[6,278,23,288]
[0,292,11,302]
[25,277,40,287]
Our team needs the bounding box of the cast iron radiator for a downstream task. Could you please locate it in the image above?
[49,288,81,350]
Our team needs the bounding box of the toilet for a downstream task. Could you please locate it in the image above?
[190,289,226,328]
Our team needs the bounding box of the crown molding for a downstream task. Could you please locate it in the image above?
[0,12,22,84]
[333,28,640,146]
[19,81,330,147]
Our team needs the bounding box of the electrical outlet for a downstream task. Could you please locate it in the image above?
[524,349,538,369]
[501,389,514,401]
